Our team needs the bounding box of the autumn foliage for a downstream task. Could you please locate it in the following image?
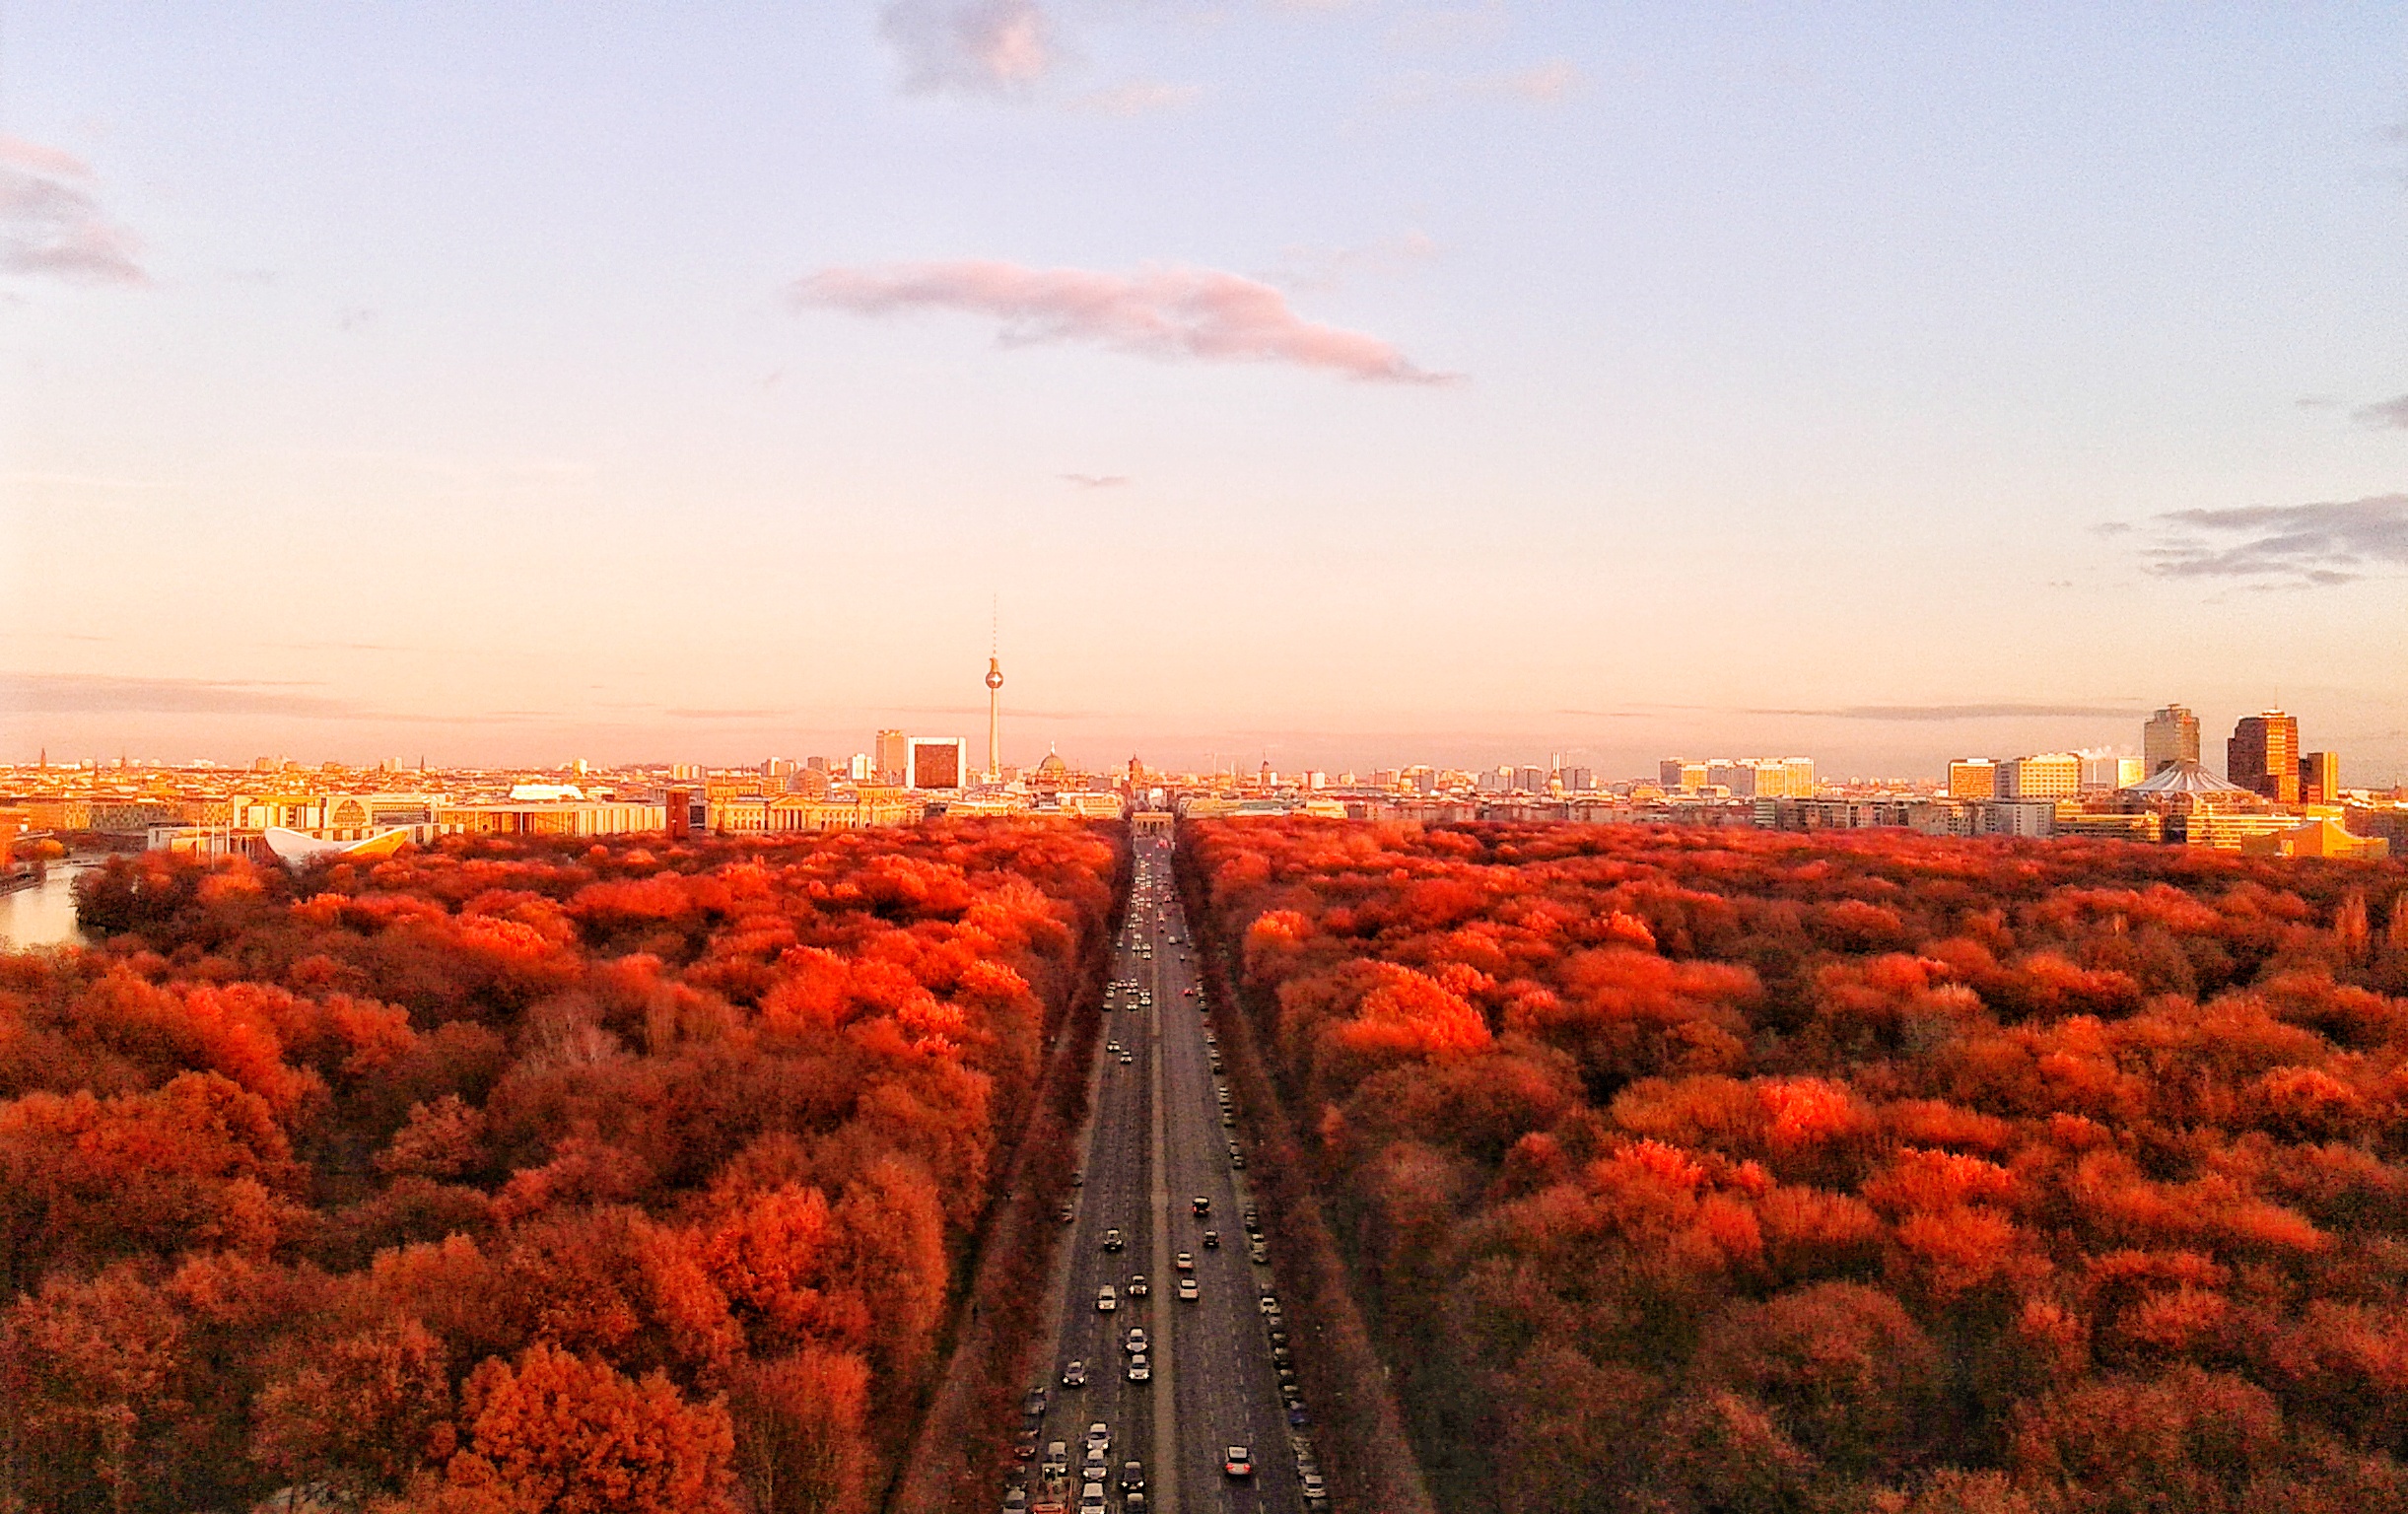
[1181,819,2408,1514]
[0,822,1117,1514]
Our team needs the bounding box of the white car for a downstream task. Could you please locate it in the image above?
[1178,1277,1200,1302]
[1127,1353,1150,1383]
[1096,1285,1118,1312]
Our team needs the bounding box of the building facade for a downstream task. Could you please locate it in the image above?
[2228,712,2301,804]
[2144,705,2201,775]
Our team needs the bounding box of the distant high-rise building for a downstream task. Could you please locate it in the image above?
[1781,757,1816,798]
[876,729,908,787]
[907,737,966,791]
[1948,759,1998,800]
[2298,750,2340,805]
[2078,752,2146,791]
[1998,753,2082,801]
[1563,766,1596,791]
[1515,765,1548,793]
[1659,760,1686,790]
[2228,712,2301,804]
[2144,706,2201,775]
[850,752,873,782]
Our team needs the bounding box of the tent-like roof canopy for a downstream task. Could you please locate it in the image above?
[2124,759,2253,796]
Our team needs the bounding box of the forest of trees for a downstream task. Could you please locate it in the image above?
[1181,819,2408,1514]
[0,822,1120,1514]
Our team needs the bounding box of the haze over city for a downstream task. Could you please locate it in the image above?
[6,4,2407,779]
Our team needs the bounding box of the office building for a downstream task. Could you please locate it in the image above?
[2299,751,2340,805]
[2144,706,2201,775]
[876,729,909,787]
[2079,753,2145,791]
[1997,753,2082,801]
[907,737,965,791]
[1947,759,1997,800]
[2228,712,2301,804]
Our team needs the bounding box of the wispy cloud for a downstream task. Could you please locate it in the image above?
[1069,81,1204,116]
[1274,230,1436,292]
[881,0,1053,96]
[1061,472,1131,489]
[0,135,147,287]
[2141,494,2408,586]
[2351,393,2408,429]
[885,704,1105,720]
[1383,59,1579,108]
[792,258,1460,384]
[1,672,350,718]
[1749,703,2143,723]
[664,708,791,720]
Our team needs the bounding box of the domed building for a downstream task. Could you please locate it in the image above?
[1030,748,1070,797]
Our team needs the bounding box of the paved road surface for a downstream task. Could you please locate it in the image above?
[1006,828,1323,1514]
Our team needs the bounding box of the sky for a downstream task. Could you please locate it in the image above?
[4,2,2406,782]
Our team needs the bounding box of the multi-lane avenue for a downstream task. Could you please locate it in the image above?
[1006,826,1328,1514]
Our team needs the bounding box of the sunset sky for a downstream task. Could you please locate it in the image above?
[5,4,2406,780]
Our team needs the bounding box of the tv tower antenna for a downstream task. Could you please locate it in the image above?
[984,596,1004,783]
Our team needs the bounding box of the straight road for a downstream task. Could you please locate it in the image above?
[1006,825,1324,1514]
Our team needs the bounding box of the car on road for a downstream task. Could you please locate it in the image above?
[1231,1151,1247,1169]
[1013,1429,1038,1461]
[1301,1472,1330,1509]
[1126,1353,1149,1383]
[1062,1360,1086,1388]
[1224,1446,1255,1478]
[1192,1197,1210,1216]
[1260,1293,1280,1314]
[1001,1486,1028,1513]
[1174,1252,1194,1273]
[1127,1273,1147,1296]
[1120,1462,1144,1492]
[1202,1229,1218,1248]
[1250,1241,1270,1264]
[1024,1387,1047,1417]
[1102,1229,1123,1252]
[1123,1495,1146,1514]
[1095,1285,1117,1312]
[1084,1423,1111,1457]
[1106,1041,1121,1054]
[1177,1277,1199,1302]
[1119,1053,1134,1065]
[1042,1441,1068,1476]
[1123,1326,1147,1355]
[1077,1482,1105,1513]
[1222,1113,1236,1128]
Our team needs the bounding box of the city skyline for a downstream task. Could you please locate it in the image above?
[7,6,2407,778]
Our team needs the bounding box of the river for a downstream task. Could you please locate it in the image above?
[0,863,97,950]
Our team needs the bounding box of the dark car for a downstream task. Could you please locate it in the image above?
[1203,1230,1219,1248]
[1223,1446,1254,1478]
[1192,1197,1210,1216]
[1013,1429,1038,1461]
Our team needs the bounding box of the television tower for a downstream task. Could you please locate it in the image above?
[984,606,1003,783]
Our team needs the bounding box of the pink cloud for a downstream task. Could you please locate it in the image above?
[0,137,147,287]
[881,0,1052,96]
[792,259,1459,384]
